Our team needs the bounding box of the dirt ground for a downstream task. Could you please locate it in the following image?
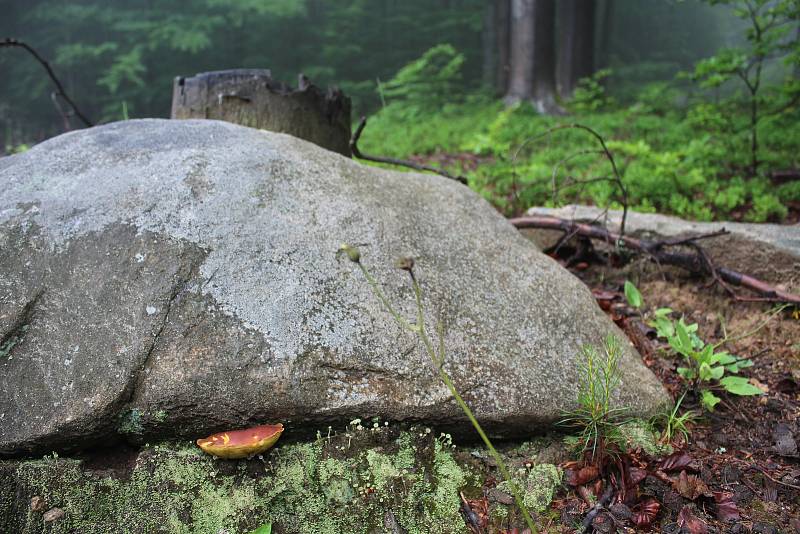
[550,249,800,533]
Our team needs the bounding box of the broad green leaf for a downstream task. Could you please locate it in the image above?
[697,345,714,365]
[724,358,752,373]
[720,376,764,396]
[710,351,736,365]
[698,362,724,381]
[676,319,692,354]
[701,390,721,411]
[249,524,272,534]
[652,317,674,339]
[677,366,696,380]
[624,281,642,309]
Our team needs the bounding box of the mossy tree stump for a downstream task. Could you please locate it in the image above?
[171,69,352,156]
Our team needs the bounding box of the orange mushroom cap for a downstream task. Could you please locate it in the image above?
[196,423,284,459]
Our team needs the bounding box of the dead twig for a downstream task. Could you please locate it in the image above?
[509,214,800,305]
[581,484,614,533]
[511,124,629,236]
[349,116,467,185]
[747,464,800,491]
[1,38,93,128]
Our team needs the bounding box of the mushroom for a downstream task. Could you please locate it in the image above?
[196,423,284,459]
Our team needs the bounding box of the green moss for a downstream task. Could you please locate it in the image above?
[496,464,563,514]
[116,409,144,436]
[2,429,479,534]
[619,420,673,457]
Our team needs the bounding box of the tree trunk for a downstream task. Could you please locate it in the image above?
[505,0,560,113]
[530,0,558,113]
[482,1,497,90]
[506,0,536,103]
[598,0,614,69]
[171,69,352,156]
[557,0,595,99]
[495,0,512,95]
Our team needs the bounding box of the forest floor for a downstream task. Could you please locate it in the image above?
[542,247,800,533]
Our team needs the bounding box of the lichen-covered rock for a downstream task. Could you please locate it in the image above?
[0,120,668,456]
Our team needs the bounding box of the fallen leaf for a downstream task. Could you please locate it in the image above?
[631,498,660,527]
[30,496,45,513]
[196,423,284,459]
[591,478,604,498]
[628,466,648,487]
[677,505,708,534]
[460,493,489,533]
[672,470,712,500]
[659,450,695,472]
[565,464,600,487]
[43,508,65,523]
[749,377,770,393]
[713,491,740,521]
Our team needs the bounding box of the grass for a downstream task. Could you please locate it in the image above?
[558,335,631,464]
[651,391,698,445]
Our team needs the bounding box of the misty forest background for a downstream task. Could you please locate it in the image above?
[2,0,799,223]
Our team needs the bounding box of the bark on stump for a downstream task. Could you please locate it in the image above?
[171,69,352,156]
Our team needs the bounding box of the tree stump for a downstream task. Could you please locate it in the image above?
[171,69,352,156]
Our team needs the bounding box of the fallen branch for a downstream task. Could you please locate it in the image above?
[350,116,468,185]
[510,214,800,305]
[1,38,93,128]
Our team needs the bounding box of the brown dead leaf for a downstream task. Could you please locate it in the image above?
[565,464,600,487]
[631,498,660,527]
[659,450,695,472]
[677,505,708,534]
[673,470,712,500]
[713,491,740,522]
[628,466,648,488]
[459,492,488,533]
[750,377,769,393]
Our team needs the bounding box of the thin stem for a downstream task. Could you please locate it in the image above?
[408,274,538,533]
[713,303,789,349]
[358,263,416,332]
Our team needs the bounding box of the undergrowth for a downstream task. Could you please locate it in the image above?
[358,92,799,222]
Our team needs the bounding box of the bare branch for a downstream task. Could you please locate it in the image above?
[349,116,468,185]
[512,124,629,236]
[1,38,93,128]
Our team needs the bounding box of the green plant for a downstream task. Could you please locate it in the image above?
[690,0,800,173]
[624,280,643,309]
[646,300,766,411]
[650,391,698,444]
[337,244,539,533]
[559,335,631,463]
[568,69,615,113]
[381,43,465,116]
[624,280,768,410]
